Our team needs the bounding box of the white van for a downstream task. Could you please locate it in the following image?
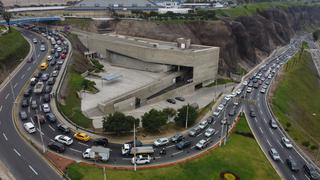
[24,122,36,134]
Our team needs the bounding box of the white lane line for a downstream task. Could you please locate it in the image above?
[29,96,32,102]
[212,121,216,125]
[28,106,31,113]
[28,165,38,175]
[190,146,195,149]
[2,133,8,141]
[171,151,183,156]
[27,67,31,71]
[0,105,2,112]
[305,174,311,180]
[78,142,89,147]
[5,93,10,100]
[269,128,274,135]
[122,158,131,160]
[70,148,82,153]
[266,139,271,146]
[155,156,161,159]
[13,148,21,157]
[48,125,55,131]
[30,117,35,124]
[21,74,25,79]
[215,130,219,135]
[263,118,267,124]
[13,83,18,88]
[278,141,284,149]
[254,118,257,122]
[166,144,175,148]
[39,96,42,102]
[259,127,264,134]
[292,175,297,180]
[36,129,44,135]
[196,133,203,137]
[37,54,40,58]
[260,110,263,114]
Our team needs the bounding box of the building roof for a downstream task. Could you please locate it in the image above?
[74,0,157,7]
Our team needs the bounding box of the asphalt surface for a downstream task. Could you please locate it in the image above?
[243,37,316,180]
[0,30,62,179]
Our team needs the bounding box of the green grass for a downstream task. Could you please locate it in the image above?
[0,28,29,67]
[272,49,320,152]
[59,70,93,129]
[65,115,279,180]
[205,78,234,87]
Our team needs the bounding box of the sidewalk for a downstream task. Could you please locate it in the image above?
[0,161,14,180]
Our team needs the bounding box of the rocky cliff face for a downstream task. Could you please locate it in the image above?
[109,6,320,75]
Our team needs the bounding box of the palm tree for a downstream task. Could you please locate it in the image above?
[2,11,11,31]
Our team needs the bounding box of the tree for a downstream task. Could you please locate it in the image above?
[103,112,138,135]
[174,105,198,128]
[0,1,4,15]
[163,107,176,117]
[2,11,11,30]
[142,109,167,132]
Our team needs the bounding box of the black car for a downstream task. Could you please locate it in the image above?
[228,109,236,116]
[207,116,214,124]
[250,110,256,118]
[47,77,55,85]
[45,113,56,123]
[57,123,70,134]
[167,98,176,104]
[176,140,192,150]
[126,140,143,147]
[21,99,29,107]
[34,71,42,78]
[286,158,299,172]
[43,94,51,102]
[253,83,259,89]
[175,97,185,102]
[50,60,56,66]
[48,142,65,153]
[170,134,184,143]
[93,138,109,147]
[304,163,320,179]
[19,111,28,121]
[23,88,32,97]
[54,65,61,71]
[44,86,52,93]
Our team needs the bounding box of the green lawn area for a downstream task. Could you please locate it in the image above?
[59,70,93,129]
[271,48,320,153]
[0,28,29,67]
[65,115,279,180]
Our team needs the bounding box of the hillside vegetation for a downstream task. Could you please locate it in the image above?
[66,115,279,180]
[272,47,320,154]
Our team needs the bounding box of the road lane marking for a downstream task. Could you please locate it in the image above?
[5,93,9,100]
[30,117,34,124]
[29,97,32,102]
[212,121,216,125]
[28,165,38,175]
[13,148,21,157]
[36,129,44,135]
[37,54,40,58]
[263,118,267,124]
[269,128,274,135]
[190,146,195,149]
[196,133,203,137]
[254,118,257,122]
[166,144,175,148]
[122,158,131,160]
[27,67,31,71]
[171,151,183,156]
[48,125,55,131]
[292,175,297,180]
[305,174,311,180]
[278,141,283,149]
[266,139,271,146]
[259,127,264,134]
[13,83,18,88]
[2,133,7,141]
[21,74,25,79]
[78,142,89,147]
[28,106,31,113]
[260,110,263,114]
[39,96,42,102]
[0,105,2,112]
[70,148,82,153]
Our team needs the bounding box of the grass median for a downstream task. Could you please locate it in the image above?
[65,115,279,180]
[271,48,320,154]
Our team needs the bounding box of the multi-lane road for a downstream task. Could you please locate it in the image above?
[0,29,62,179]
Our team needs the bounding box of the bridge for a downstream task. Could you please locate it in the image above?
[0,16,63,25]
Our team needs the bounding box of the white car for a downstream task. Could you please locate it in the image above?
[52,70,59,77]
[260,88,266,93]
[213,110,221,117]
[281,137,293,149]
[24,122,36,134]
[217,104,224,111]
[32,38,37,43]
[224,95,231,101]
[131,155,151,165]
[230,92,237,97]
[42,103,50,113]
[204,128,215,137]
[195,139,209,149]
[246,87,252,93]
[54,44,59,49]
[40,45,46,51]
[47,55,52,61]
[153,138,169,147]
[54,135,73,145]
[57,47,62,52]
[236,89,242,95]
[243,81,248,86]
[269,148,280,161]
[57,60,64,65]
[199,120,208,130]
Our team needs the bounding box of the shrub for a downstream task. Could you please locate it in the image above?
[174,105,198,128]
[142,109,167,132]
[302,141,310,147]
[103,112,139,134]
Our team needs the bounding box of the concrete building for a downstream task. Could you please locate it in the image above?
[76,31,219,115]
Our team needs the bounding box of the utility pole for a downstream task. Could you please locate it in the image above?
[133,122,136,171]
[185,104,189,129]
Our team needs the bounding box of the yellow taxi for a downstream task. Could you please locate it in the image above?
[39,62,48,70]
[73,132,91,142]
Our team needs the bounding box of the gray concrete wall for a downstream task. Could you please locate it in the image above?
[114,97,136,112]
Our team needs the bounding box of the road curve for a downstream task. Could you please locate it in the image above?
[0,29,62,180]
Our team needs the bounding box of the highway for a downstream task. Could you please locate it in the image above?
[0,29,62,179]
[243,37,317,180]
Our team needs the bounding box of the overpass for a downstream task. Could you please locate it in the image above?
[0,16,63,25]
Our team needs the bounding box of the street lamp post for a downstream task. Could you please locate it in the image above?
[133,122,136,171]
[185,104,189,129]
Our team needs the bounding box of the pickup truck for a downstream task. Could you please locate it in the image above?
[82,146,110,162]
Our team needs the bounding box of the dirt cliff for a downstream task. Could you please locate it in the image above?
[105,6,320,75]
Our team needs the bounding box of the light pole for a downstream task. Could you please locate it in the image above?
[133,122,136,171]
[185,104,189,129]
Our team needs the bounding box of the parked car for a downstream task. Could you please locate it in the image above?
[93,138,109,147]
[170,134,184,143]
[19,111,28,121]
[269,148,280,161]
[281,137,293,149]
[176,140,192,150]
[153,138,169,147]
[45,113,57,123]
[54,135,73,145]
[246,87,252,93]
[286,158,299,172]
[131,155,151,165]
[57,123,70,134]
[175,96,185,101]
[204,128,215,137]
[213,110,221,117]
[195,139,210,149]
[304,163,320,179]
[166,99,176,104]
[47,142,65,153]
[74,132,91,142]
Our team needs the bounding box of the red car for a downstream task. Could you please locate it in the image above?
[27,57,34,63]
[60,53,66,59]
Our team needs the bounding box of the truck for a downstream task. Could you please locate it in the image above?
[82,146,110,162]
[33,81,44,94]
[122,144,154,156]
